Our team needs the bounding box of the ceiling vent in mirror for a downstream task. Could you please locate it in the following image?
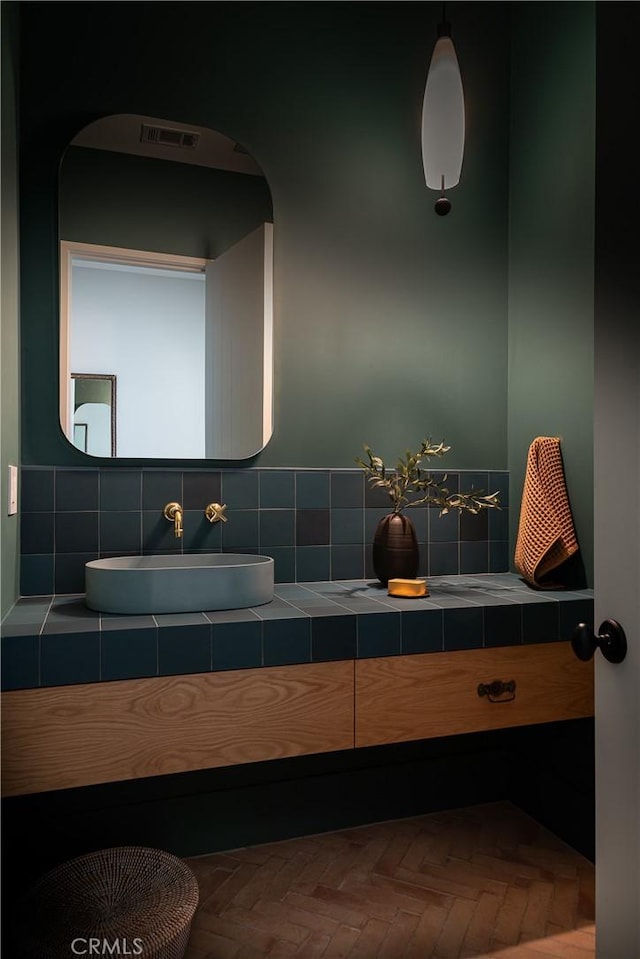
[140,123,200,150]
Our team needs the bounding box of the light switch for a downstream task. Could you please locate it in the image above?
[7,465,18,515]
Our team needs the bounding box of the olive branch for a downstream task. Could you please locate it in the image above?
[355,439,501,516]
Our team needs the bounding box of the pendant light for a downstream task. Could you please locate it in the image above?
[421,3,465,215]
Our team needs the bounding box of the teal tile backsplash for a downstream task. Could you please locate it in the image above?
[18,466,510,595]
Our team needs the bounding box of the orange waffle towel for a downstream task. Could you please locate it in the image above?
[514,436,579,588]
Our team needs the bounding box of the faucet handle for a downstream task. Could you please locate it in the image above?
[205,502,228,524]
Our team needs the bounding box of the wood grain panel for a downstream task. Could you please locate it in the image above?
[1,660,355,797]
[355,643,593,748]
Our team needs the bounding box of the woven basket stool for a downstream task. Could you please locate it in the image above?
[17,846,199,959]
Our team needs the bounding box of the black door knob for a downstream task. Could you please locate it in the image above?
[571,619,627,664]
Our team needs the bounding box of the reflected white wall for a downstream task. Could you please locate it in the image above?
[70,262,205,457]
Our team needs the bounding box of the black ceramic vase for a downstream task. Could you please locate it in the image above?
[372,513,419,585]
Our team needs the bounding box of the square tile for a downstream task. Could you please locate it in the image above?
[443,606,484,651]
[142,471,183,510]
[331,546,364,581]
[331,472,364,508]
[158,624,211,675]
[100,512,142,553]
[44,598,100,633]
[260,471,295,509]
[41,631,100,686]
[55,470,99,511]
[401,609,443,653]
[55,512,99,553]
[260,510,295,547]
[101,629,158,681]
[357,612,401,658]
[460,471,490,497]
[489,541,510,572]
[20,468,54,512]
[429,508,458,543]
[3,597,51,627]
[460,509,488,542]
[183,471,221,510]
[100,471,141,511]
[55,553,97,594]
[20,555,54,596]
[429,543,459,576]
[296,547,330,582]
[221,471,259,509]
[460,541,489,574]
[484,604,522,647]
[212,620,262,670]
[296,509,330,546]
[311,615,356,661]
[20,512,54,554]
[331,508,364,546]
[296,472,330,508]
[221,511,259,549]
[1,634,40,690]
[523,601,559,644]
[263,617,311,665]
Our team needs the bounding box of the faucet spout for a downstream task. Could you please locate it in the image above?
[163,502,183,539]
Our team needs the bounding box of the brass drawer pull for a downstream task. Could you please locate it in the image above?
[477,679,516,703]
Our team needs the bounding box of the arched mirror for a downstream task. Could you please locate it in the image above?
[58,114,274,459]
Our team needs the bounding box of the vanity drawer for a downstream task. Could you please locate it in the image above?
[1,660,355,797]
[355,642,593,748]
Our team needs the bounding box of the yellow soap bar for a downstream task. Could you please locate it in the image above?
[388,578,428,597]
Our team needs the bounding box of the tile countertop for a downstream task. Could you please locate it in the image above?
[1,574,594,691]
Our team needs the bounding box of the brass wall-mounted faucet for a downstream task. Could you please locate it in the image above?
[205,502,228,524]
[164,501,183,538]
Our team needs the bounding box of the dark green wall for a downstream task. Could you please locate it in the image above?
[16,2,596,576]
[19,1,510,470]
[508,2,595,584]
[1,1,20,617]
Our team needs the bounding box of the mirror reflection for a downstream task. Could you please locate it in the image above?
[58,115,274,459]
[71,373,116,456]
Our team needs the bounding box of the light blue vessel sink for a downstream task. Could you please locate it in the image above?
[85,553,274,615]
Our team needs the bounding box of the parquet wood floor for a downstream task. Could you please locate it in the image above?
[184,801,595,959]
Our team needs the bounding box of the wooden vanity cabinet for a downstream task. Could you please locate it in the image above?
[1,660,355,797]
[355,642,594,748]
[2,642,594,797]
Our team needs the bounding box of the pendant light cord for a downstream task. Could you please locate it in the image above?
[438,1,451,38]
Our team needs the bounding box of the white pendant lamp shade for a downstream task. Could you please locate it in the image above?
[421,34,465,195]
